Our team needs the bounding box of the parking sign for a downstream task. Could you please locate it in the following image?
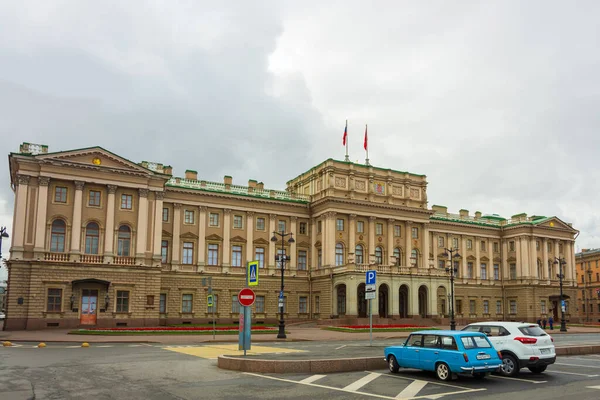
[366,270,377,285]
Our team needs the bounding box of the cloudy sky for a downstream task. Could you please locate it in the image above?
[1,1,599,280]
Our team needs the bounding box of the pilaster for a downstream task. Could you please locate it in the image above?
[290,216,297,269]
[197,206,207,267]
[151,191,164,263]
[387,219,395,265]
[11,174,30,257]
[69,180,85,261]
[172,203,181,265]
[245,211,254,265]
[135,188,149,261]
[103,185,117,262]
[222,209,231,271]
[33,176,50,257]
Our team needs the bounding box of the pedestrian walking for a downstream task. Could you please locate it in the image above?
[549,316,554,330]
[542,318,547,329]
[537,318,542,328]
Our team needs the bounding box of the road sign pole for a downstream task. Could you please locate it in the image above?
[369,298,372,346]
[213,306,215,340]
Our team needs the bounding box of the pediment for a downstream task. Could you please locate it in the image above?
[162,230,172,238]
[231,235,247,243]
[507,256,517,262]
[534,217,576,232]
[180,232,199,239]
[36,147,159,175]
[253,238,270,245]
[206,233,223,241]
[467,255,476,261]
[297,241,311,248]
[480,256,489,262]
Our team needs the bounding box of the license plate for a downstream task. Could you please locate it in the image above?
[476,354,491,360]
[540,348,550,355]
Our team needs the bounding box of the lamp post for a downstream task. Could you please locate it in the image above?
[271,230,295,339]
[553,257,568,332]
[443,247,461,330]
[0,227,8,276]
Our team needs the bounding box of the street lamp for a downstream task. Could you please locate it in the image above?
[0,226,9,269]
[271,230,295,339]
[553,257,568,332]
[442,247,461,330]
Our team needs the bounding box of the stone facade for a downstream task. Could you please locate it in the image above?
[575,248,600,323]
[3,142,580,330]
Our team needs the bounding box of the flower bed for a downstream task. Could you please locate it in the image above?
[69,326,278,335]
[323,324,436,333]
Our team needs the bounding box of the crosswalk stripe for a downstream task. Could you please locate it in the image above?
[395,379,428,399]
[343,372,381,392]
[586,385,600,389]
[300,375,327,384]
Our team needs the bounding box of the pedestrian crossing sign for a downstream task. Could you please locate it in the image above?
[247,261,259,287]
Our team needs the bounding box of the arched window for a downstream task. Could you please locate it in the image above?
[411,249,419,267]
[355,245,364,264]
[85,222,100,254]
[50,219,66,252]
[375,246,383,264]
[335,243,344,266]
[117,225,131,256]
[393,248,402,266]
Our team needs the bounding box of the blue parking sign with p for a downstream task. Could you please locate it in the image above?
[247,261,259,287]
[366,270,377,285]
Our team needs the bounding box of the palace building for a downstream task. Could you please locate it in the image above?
[575,248,600,323]
[3,142,580,330]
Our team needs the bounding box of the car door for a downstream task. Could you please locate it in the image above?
[418,334,441,371]
[401,334,423,369]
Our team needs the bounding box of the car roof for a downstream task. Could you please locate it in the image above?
[464,321,538,328]
[410,330,485,337]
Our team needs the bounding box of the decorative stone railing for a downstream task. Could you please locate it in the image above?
[80,255,104,264]
[44,252,69,262]
[113,256,136,265]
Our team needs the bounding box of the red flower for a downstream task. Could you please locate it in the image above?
[339,324,426,329]
[87,326,276,332]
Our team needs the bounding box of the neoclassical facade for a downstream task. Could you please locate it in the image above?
[3,142,579,330]
[575,248,600,323]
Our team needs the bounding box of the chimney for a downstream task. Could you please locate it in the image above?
[224,175,232,185]
[475,211,482,219]
[248,179,257,193]
[257,182,264,190]
[185,170,198,180]
[459,209,469,218]
[163,165,173,175]
[432,205,447,214]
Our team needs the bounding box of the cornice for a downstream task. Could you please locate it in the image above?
[309,197,433,216]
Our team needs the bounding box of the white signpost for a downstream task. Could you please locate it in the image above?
[366,270,377,346]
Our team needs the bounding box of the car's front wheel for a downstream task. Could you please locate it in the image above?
[388,355,399,373]
[529,366,547,374]
[500,354,519,377]
[435,362,452,381]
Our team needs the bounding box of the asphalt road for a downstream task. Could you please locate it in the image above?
[2,339,600,400]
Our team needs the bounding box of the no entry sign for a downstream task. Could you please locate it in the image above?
[238,288,256,307]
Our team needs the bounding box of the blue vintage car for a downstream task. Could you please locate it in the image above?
[384,330,502,381]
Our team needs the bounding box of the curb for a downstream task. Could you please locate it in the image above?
[555,345,600,356]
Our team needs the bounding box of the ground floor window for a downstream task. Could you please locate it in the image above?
[299,296,307,313]
[182,294,193,313]
[232,295,240,314]
[159,293,167,313]
[510,300,517,314]
[47,288,62,312]
[314,295,320,313]
[116,291,129,312]
[496,300,502,314]
[255,295,265,313]
[469,300,476,314]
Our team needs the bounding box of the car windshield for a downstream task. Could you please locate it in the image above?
[519,325,547,337]
[460,336,492,349]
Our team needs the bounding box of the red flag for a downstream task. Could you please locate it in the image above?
[363,125,368,150]
[342,121,347,145]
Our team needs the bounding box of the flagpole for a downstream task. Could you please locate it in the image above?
[344,119,350,162]
[364,124,370,166]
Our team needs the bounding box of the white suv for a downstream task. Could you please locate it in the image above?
[461,321,555,376]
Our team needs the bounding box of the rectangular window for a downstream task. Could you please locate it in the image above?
[161,240,169,263]
[467,239,473,250]
[184,210,195,224]
[159,293,167,313]
[438,259,446,269]
[298,250,307,270]
[256,217,265,231]
[394,225,401,237]
[299,222,307,235]
[337,219,344,231]
[510,263,517,280]
[182,294,193,313]
[411,227,418,239]
[116,291,129,312]
[232,245,242,267]
[231,295,240,314]
[88,190,101,206]
[483,300,489,314]
[208,294,218,313]
[453,261,460,277]
[233,215,243,229]
[509,241,515,251]
[208,244,219,266]
[121,194,133,210]
[315,295,320,313]
[452,238,459,249]
[493,242,499,252]
[54,187,67,203]
[496,300,502,314]
[317,249,322,268]
[318,220,322,233]
[493,264,499,280]
[255,247,265,268]
[278,220,286,232]
[162,207,169,222]
[438,237,444,247]
[299,296,308,313]
[256,295,265,313]
[182,242,194,264]
[357,221,364,233]
[541,300,547,314]
[467,262,473,279]
[375,223,383,235]
[209,213,219,227]
[480,241,486,251]
[456,300,462,314]
[469,300,476,314]
[481,263,487,280]
[510,300,517,314]
[147,295,154,306]
[47,288,62,312]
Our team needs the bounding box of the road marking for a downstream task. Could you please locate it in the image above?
[489,375,546,384]
[375,371,478,390]
[586,385,600,389]
[65,345,80,348]
[96,345,114,348]
[164,344,305,359]
[343,372,381,391]
[336,345,347,350]
[141,343,153,347]
[556,362,600,369]
[127,344,143,347]
[395,380,427,399]
[299,374,327,384]
[549,370,599,377]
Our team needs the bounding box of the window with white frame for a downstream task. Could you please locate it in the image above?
[256,217,265,231]
[438,237,444,247]
[510,300,517,314]
[335,243,344,266]
[467,239,473,250]
[411,227,418,239]
[54,186,67,203]
[375,223,383,235]
[182,242,194,264]
[208,244,219,266]
[493,264,499,280]
[162,207,169,222]
[233,215,243,229]
[452,238,459,249]
[357,221,364,233]
[161,240,169,263]
[299,222,307,235]
[483,300,489,314]
[496,300,502,314]
[393,248,401,266]
[209,213,219,227]
[121,194,133,210]
[299,296,308,313]
[278,220,286,232]
[255,295,265,313]
[232,245,242,267]
[469,300,476,314]
[255,247,265,268]
[184,210,195,224]
[355,245,363,264]
[467,262,473,279]
[232,295,240,314]
[481,263,487,280]
[298,250,307,270]
[182,294,193,313]
[494,242,500,252]
[541,300,547,314]
[336,219,344,231]
[159,293,167,313]
[394,225,401,237]
[89,190,101,207]
[375,247,383,264]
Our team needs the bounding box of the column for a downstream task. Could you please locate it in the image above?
[368,216,376,265]
[222,209,231,269]
[422,225,430,268]
[516,237,522,278]
[34,176,50,255]
[387,219,395,265]
[488,238,494,280]
[410,282,420,316]
[11,174,30,256]
[198,206,207,266]
[327,212,336,266]
[104,185,117,261]
[565,241,573,281]
[290,216,297,269]
[349,214,357,262]
[152,191,164,262]
[135,188,149,259]
[432,232,438,267]
[530,237,537,280]
[542,238,549,280]
[346,280,358,316]
[502,240,508,280]
[520,237,529,278]
[405,221,412,267]
[461,236,468,279]
[475,236,481,279]
[268,214,276,268]
[172,204,181,264]
[311,218,317,270]
[245,211,254,264]
[570,241,576,282]
[322,215,328,265]
[69,180,85,259]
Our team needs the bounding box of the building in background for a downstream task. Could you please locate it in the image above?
[3,142,579,330]
[575,248,600,323]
